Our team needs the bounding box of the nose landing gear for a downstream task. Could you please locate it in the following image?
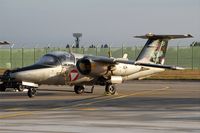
[0,83,6,92]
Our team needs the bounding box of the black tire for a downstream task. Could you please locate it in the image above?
[17,85,24,92]
[27,88,37,98]
[74,86,85,94]
[105,84,116,95]
[0,84,6,92]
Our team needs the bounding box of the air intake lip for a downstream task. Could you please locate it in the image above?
[76,58,91,75]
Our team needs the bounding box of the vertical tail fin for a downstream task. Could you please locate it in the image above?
[135,33,192,65]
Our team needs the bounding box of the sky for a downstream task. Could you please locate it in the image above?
[0,0,199,47]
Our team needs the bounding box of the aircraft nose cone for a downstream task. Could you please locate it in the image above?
[9,64,51,82]
[10,71,27,81]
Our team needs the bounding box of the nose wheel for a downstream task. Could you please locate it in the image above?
[105,84,116,95]
[27,88,37,98]
[74,85,85,94]
[0,84,6,92]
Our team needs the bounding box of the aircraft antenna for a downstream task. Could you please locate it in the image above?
[73,33,82,48]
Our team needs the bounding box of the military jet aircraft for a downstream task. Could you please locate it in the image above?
[0,33,192,97]
[0,41,10,45]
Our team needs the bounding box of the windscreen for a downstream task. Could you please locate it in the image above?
[57,53,75,65]
[36,55,60,66]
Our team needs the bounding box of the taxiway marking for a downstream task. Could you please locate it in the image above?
[49,86,169,110]
[3,86,169,112]
[71,87,169,107]
[77,107,98,111]
[0,111,33,119]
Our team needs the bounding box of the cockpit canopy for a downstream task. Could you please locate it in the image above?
[36,51,75,66]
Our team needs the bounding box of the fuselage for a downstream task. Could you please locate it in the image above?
[9,51,164,86]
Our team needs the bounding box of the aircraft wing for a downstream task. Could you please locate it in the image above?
[135,62,185,70]
[82,55,115,64]
[78,55,183,70]
[82,55,135,64]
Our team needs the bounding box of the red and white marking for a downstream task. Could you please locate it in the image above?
[68,69,79,81]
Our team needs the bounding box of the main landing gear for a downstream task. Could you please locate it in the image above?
[105,84,117,95]
[74,85,94,94]
[27,88,37,98]
[74,84,116,95]
[74,85,85,94]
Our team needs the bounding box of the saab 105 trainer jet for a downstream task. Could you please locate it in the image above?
[0,33,192,97]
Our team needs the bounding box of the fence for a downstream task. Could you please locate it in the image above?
[0,46,200,69]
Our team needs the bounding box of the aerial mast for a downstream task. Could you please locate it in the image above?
[73,33,82,48]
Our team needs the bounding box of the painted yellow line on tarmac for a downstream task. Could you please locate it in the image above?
[6,108,24,111]
[115,86,169,98]
[0,111,33,119]
[50,87,169,110]
[71,87,169,107]
[49,95,109,110]
[77,108,98,111]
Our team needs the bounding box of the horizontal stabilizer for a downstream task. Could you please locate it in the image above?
[135,33,193,39]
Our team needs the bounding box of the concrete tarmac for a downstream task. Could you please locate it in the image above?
[0,80,200,133]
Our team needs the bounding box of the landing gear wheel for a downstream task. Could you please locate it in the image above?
[105,84,116,95]
[74,86,85,94]
[27,88,37,98]
[17,84,24,92]
[0,84,6,92]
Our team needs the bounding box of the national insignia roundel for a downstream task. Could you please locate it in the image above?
[68,69,79,81]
